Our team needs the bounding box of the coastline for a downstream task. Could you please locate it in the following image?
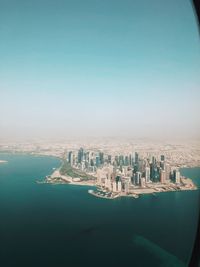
[40,166,198,200]
[42,168,96,187]
[0,160,8,163]
[0,152,198,200]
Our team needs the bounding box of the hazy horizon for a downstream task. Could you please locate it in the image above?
[0,0,200,141]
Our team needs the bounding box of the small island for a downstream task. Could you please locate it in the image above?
[0,160,8,164]
[39,148,198,200]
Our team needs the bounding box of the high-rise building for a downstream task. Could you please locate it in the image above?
[135,152,139,165]
[160,161,165,170]
[124,181,129,194]
[161,155,165,161]
[138,159,145,173]
[119,155,124,166]
[140,177,146,188]
[152,156,156,165]
[90,159,94,167]
[114,156,119,166]
[145,166,151,183]
[174,169,180,184]
[136,171,142,185]
[78,148,84,163]
[68,151,73,164]
[160,169,166,184]
[108,155,112,164]
[129,154,132,166]
[150,163,159,182]
[131,173,136,185]
[96,156,100,167]
[118,181,122,192]
[125,156,129,166]
[165,163,171,180]
[99,152,104,165]
[113,181,117,192]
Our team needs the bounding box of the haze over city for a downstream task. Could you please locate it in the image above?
[0,0,200,141]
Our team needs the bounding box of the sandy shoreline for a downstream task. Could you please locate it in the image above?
[0,160,7,163]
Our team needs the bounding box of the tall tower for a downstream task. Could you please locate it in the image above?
[117,181,122,192]
[136,171,142,185]
[161,155,165,161]
[78,147,84,163]
[145,166,151,183]
[112,181,117,192]
[135,152,139,165]
[160,170,166,184]
[175,169,180,184]
[124,181,130,194]
[165,163,171,180]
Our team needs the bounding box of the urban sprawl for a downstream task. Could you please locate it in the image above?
[0,140,198,199]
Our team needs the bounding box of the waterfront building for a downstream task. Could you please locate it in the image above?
[165,163,171,180]
[113,181,117,192]
[145,166,151,183]
[81,162,85,171]
[151,164,159,182]
[160,169,166,184]
[124,181,130,194]
[140,177,146,188]
[175,169,181,184]
[131,173,136,185]
[118,181,122,192]
[136,171,142,185]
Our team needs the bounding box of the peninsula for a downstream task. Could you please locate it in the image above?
[41,148,197,199]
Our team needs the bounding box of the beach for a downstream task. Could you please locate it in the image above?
[0,160,7,163]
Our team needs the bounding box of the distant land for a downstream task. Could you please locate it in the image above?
[0,160,7,163]
[0,138,200,167]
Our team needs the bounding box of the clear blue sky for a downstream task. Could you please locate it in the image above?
[0,0,200,140]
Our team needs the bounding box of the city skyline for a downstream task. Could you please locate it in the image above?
[44,146,197,199]
[0,0,200,140]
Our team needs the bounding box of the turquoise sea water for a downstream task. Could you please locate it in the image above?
[0,153,199,267]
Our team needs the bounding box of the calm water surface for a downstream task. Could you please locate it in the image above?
[0,153,199,267]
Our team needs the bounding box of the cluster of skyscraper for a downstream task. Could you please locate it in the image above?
[66,148,181,193]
